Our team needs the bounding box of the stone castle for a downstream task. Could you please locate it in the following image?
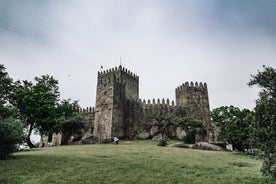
[46,65,213,145]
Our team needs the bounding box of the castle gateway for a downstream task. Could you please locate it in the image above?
[92,65,212,143]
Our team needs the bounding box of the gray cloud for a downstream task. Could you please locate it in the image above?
[1,0,275,110]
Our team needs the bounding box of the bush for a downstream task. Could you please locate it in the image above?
[177,118,204,144]
[0,118,25,159]
[183,129,197,144]
[157,139,168,146]
[261,154,276,179]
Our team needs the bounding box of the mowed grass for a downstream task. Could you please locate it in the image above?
[0,140,273,184]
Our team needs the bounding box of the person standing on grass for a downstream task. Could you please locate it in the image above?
[114,137,119,145]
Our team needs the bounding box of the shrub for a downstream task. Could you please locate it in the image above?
[157,139,168,146]
[0,118,25,159]
[261,155,276,179]
[178,118,204,144]
[183,129,197,144]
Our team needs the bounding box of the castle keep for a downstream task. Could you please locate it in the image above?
[47,65,213,145]
[93,66,139,141]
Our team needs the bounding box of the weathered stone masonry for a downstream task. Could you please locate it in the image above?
[79,65,213,143]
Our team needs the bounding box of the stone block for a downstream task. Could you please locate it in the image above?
[150,126,159,136]
[137,131,150,139]
[152,133,163,141]
[176,127,187,140]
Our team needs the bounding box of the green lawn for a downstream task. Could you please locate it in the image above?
[0,140,273,184]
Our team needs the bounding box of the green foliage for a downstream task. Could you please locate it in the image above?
[151,114,175,135]
[1,64,83,148]
[0,118,25,159]
[0,64,15,119]
[55,99,83,145]
[157,139,168,146]
[248,65,276,98]
[151,114,204,144]
[248,65,276,179]
[12,75,60,134]
[0,65,25,159]
[177,117,204,144]
[10,75,60,147]
[261,154,276,180]
[184,131,196,144]
[211,106,254,151]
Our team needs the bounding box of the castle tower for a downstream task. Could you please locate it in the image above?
[93,65,139,142]
[175,82,211,140]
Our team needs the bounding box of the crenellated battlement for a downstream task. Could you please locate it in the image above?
[175,81,207,92]
[138,98,175,107]
[122,66,139,79]
[79,106,95,114]
[98,65,139,79]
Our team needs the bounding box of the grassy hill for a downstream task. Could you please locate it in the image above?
[0,140,273,184]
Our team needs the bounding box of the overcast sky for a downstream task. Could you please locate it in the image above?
[1,0,276,111]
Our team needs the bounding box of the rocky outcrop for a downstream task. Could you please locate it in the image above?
[192,142,225,151]
[176,127,186,140]
[137,131,150,139]
[150,126,159,137]
[152,133,162,141]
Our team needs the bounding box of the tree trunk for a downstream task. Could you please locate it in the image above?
[26,136,36,148]
[26,123,36,148]
[61,132,68,145]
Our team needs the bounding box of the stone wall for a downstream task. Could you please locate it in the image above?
[80,95,212,142]
[80,107,95,140]
[93,72,114,142]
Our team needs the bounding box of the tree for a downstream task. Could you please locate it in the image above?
[10,75,60,148]
[0,118,25,159]
[248,65,276,179]
[0,65,24,159]
[211,106,254,151]
[0,64,14,119]
[54,99,83,145]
